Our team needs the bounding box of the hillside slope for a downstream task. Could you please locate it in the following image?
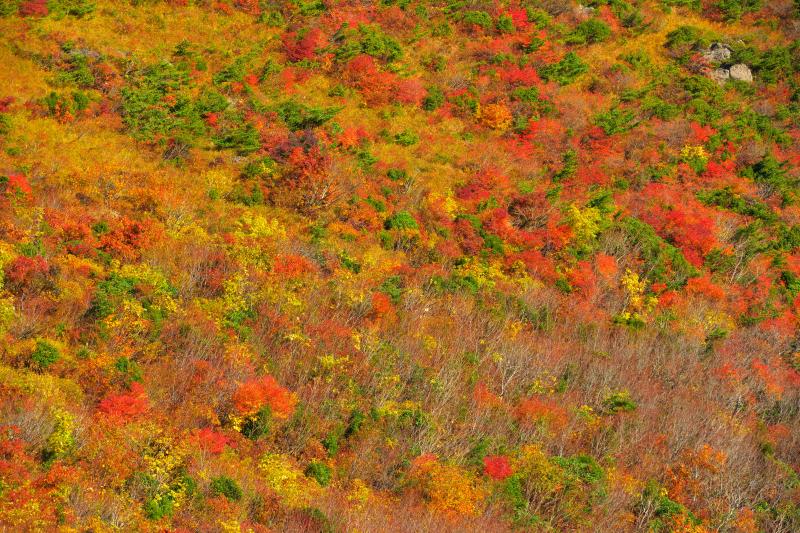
[0,1,799,531]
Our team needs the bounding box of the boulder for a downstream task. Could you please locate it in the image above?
[710,68,730,84]
[702,42,732,63]
[729,63,753,83]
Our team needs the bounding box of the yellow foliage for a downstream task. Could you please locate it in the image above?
[680,145,708,162]
[143,436,192,511]
[258,453,320,508]
[454,257,505,289]
[235,214,286,240]
[620,269,658,323]
[347,478,372,510]
[118,263,178,315]
[0,363,84,408]
[205,169,236,198]
[514,444,563,495]
[221,271,250,317]
[46,408,76,458]
[413,458,486,517]
[568,203,607,247]
[218,519,242,533]
[0,297,14,336]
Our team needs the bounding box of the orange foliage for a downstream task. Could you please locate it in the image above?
[232,375,296,419]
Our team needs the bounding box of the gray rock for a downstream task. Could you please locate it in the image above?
[710,68,730,84]
[702,43,732,63]
[729,63,753,83]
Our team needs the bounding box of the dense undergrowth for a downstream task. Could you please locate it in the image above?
[0,0,800,531]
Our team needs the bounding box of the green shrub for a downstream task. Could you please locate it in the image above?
[715,0,761,20]
[552,149,578,182]
[305,461,332,486]
[322,424,344,455]
[379,275,404,303]
[540,52,588,85]
[0,1,20,17]
[53,50,95,87]
[344,409,366,438]
[594,107,636,135]
[393,130,418,146]
[552,454,604,484]
[606,217,698,288]
[641,96,679,120]
[209,476,242,501]
[276,100,341,131]
[114,356,144,385]
[742,153,795,205]
[387,168,408,181]
[664,25,708,62]
[144,494,174,520]
[602,390,637,414]
[566,19,611,45]
[31,340,60,369]
[333,24,402,63]
[697,188,776,222]
[664,25,704,50]
[422,86,445,111]
[297,0,326,16]
[636,480,698,531]
[496,14,514,34]
[240,406,271,440]
[338,251,362,274]
[358,24,402,62]
[0,114,10,136]
[384,211,418,230]
[213,123,260,154]
[461,10,492,30]
[48,0,96,18]
[121,61,206,145]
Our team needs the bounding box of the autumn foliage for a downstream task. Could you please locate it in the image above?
[0,0,799,531]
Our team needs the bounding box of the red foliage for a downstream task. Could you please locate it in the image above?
[394,78,426,106]
[98,382,150,421]
[509,249,559,282]
[713,361,742,383]
[456,168,511,205]
[453,218,484,255]
[686,274,725,301]
[338,126,368,149]
[473,381,503,408]
[567,260,597,299]
[234,0,260,15]
[516,395,568,431]
[5,173,32,196]
[344,55,397,105]
[371,291,393,317]
[499,65,541,86]
[232,375,296,419]
[99,218,152,261]
[272,254,315,278]
[690,121,716,143]
[283,29,324,62]
[639,186,718,268]
[483,455,514,480]
[193,427,233,454]
[4,256,49,286]
[595,253,618,279]
[205,112,220,128]
[702,159,736,182]
[19,0,48,16]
